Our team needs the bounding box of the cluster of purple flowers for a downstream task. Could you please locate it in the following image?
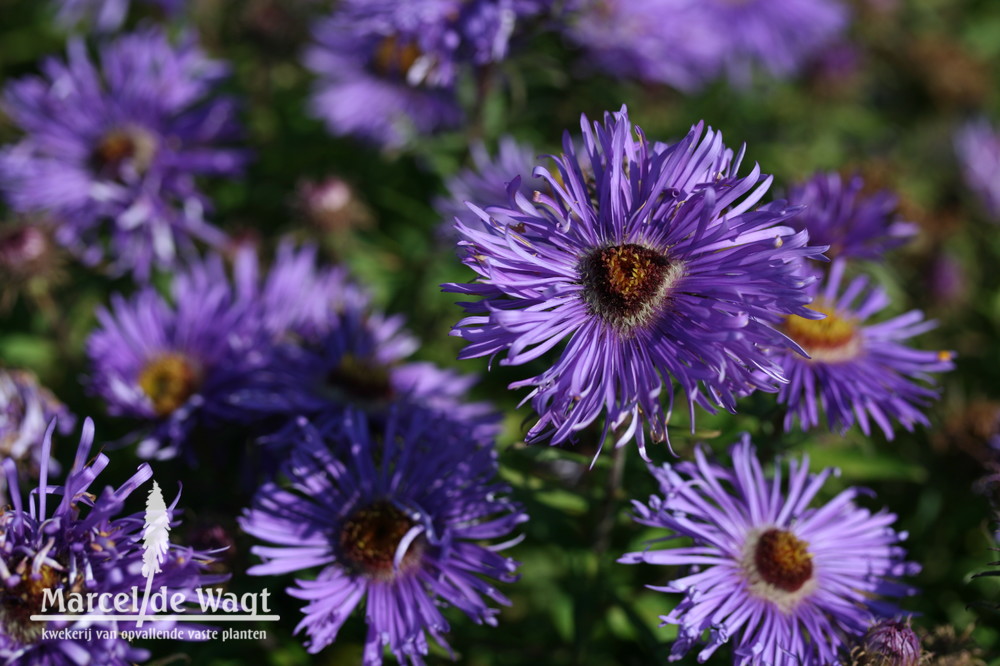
[443,108,952,457]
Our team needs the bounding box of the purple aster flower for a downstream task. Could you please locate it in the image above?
[305,3,464,148]
[233,274,499,448]
[444,106,825,458]
[774,258,954,439]
[565,0,726,92]
[240,407,526,663]
[566,0,848,89]
[784,172,917,261]
[53,0,185,32]
[0,418,223,664]
[435,136,541,235]
[620,435,919,664]
[0,369,74,503]
[692,0,850,84]
[955,119,1000,221]
[86,253,265,460]
[0,29,245,280]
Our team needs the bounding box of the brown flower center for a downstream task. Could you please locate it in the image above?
[138,353,201,417]
[579,243,680,332]
[371,35,422,79]
[326,354,394,403]
[783,302,861,362]
[91,126,158,176]
[339,501,423,580]
[753,528,813,592]
[0,565,60,645]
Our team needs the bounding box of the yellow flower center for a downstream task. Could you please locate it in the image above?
[783,302,861,362]
[138,353,201,417]
[326,354,394,403]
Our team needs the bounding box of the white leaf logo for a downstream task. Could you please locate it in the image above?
[137,480,170,627]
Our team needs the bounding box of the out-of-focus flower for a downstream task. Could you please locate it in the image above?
[955,119,1000,221]
[566,0,849,90]
[435,136,541,235]
[241,407,526,663]
[53,0,185,32]
[0,219,65,311]
[86,253,265,460]
[919,625,987,666]
[445,106,824,459]
[0,418,223,664]
[0,369,74,501]
[620,435,919,664]
[0,30,245,280]
[296,176,373,234]
[775,258,954,439]
[784,171,917,261]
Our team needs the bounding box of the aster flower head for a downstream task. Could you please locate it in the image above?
[240,407,526,664]
[0,29,245,279]
[53,0,185,32]
[305,2,464,148]
[435,136,542,236]
[775,258,954,440]
[784,171,918,261]
[0,369,74,472]
[0,418,223,664]
[565,0,726,92]
[620,435,919,665]
[445,106,825,459]
[86,252,266,460]
[955,119,1000,221]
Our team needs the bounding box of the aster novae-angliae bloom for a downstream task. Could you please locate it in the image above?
[305,0,545,147]
[0,418,223,664]
[435,136,542,235]
[53,0,185,32]
[784,171,917,261]
[444,106,825,458]
[86,253,265,460]
[0,368,74,470]
[847,619,923,666]
[774,258,954,439]
[0,29,245,279]
[240,407,526,664]
[955,119,1000,221]
[620,435,919,665]
[565,0,725,92]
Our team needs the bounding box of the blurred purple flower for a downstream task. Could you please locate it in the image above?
[620,435,919,664]
[785,171,917,261]
[444,106,824,459]
[240,407,526,663]
[567,0,849,89]
[0,29,245,280]
[0,418,223,664]
[955,119,1000,220]
[860,619,923,666]
[435,136,541,235]
[53,0,185,32]
[775,258,954,439]
[86,253,266,460]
